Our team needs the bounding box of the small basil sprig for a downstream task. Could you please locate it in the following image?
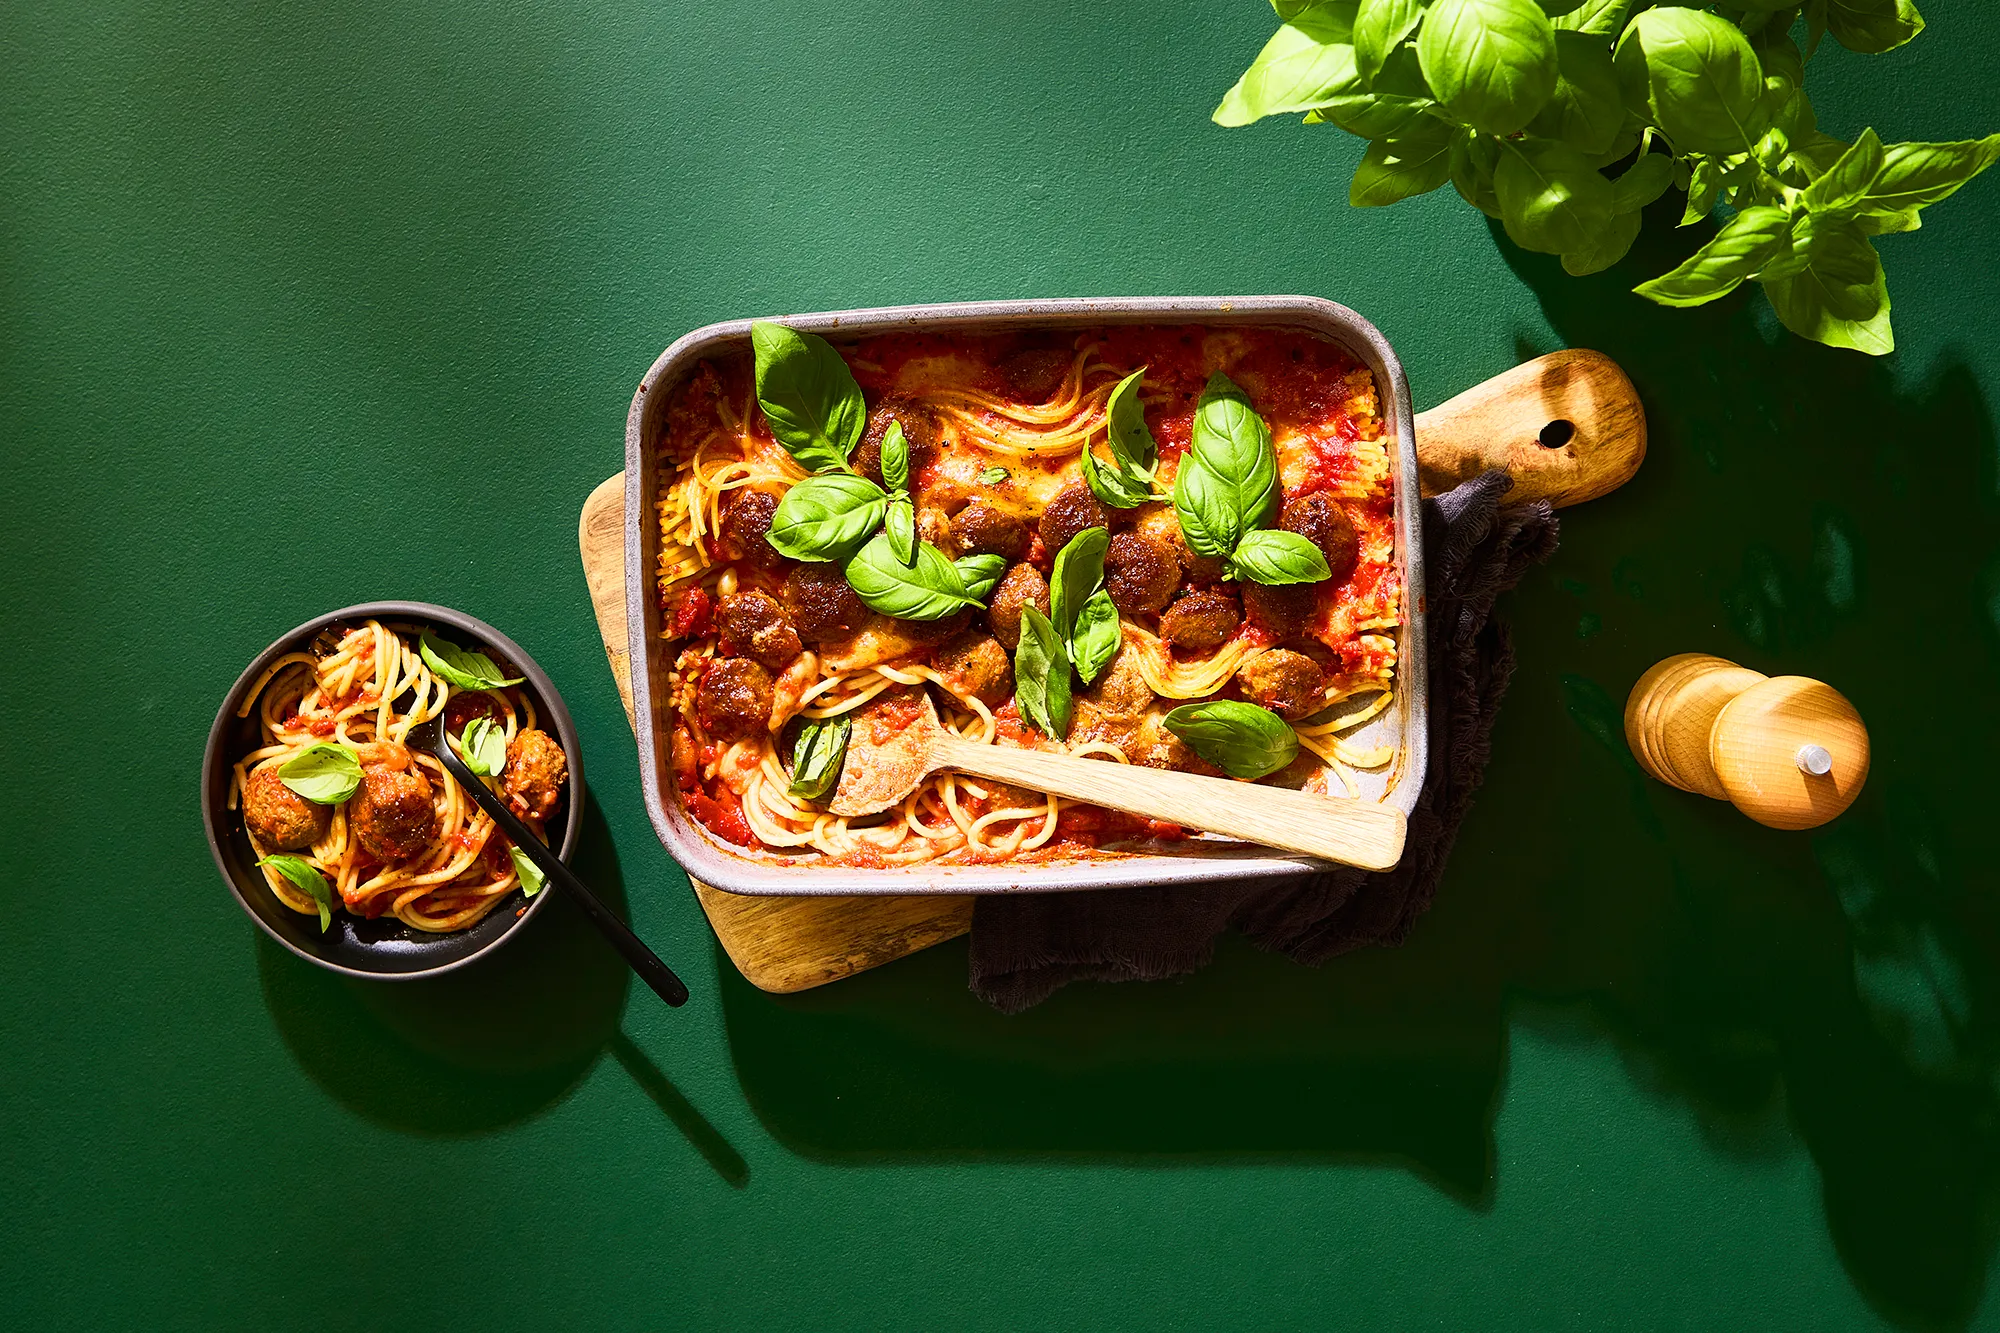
[455,717,508,778]
[1081,368,1163,510]
[954,553,1008,601]
[1170,373,1323,589]
[880,420,920,564]
[752,321,866,473]
[766,473,887,562]
[842,533,982,621]
[1048,527,1121,686]
[277,744,362,804]
[787,716,851,802]
[1224,529,1331,586]
[420,633,523,691]
[1013,605,1074,741]
[1163,700,1299,780]
[507,846,546,898]
[258,854,336,932]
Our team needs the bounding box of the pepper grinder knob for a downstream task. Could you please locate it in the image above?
[1795,744,1834,777]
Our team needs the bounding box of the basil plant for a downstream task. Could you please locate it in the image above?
[1215,0,1998,355]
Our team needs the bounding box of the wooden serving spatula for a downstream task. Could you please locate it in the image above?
[830,690,1407,871]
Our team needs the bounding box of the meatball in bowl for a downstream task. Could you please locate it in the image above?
[201,602,583,980]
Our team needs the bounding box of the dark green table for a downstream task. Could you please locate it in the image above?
[6,3,1999,1329]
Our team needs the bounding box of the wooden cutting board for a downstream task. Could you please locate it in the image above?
[580,349,1645,993]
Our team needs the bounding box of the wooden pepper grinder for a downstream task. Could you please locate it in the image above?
[1623,654,1870,830]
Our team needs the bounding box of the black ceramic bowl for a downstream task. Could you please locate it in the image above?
[201,601,583,979]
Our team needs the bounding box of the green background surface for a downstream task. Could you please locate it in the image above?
[6,2,2000,1329]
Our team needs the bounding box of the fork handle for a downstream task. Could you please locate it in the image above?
[931,735,1407,871]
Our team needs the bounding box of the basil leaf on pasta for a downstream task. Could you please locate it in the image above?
[765,473,887,562]
[751,321,866,473]
[1081,436,1157,510]
[258,854,336,932]
[1049,526,1110,640]
[420,633,523,690]
[787,716,851,802]
[277,743,362,804]
[841,534,979,621]
[1188,371,1280,533]
[976,465,1010,486]
[1163,700,1300,780]
[1070,589,1122,686]
[1013,604,1073,741]
[880,419,910,493]
[1104,367,1158,472]
[1225,529,1333,586]
[885,494,918,566]
[953,553,1008,602]
[507,846,546,898]
[455,717,508,777]
[1172,455,1240,558]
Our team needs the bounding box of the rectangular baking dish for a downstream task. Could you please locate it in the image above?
[624,296,1427,895]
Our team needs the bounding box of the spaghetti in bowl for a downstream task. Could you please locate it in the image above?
[631,298,1425,891]
[201,602,583,979]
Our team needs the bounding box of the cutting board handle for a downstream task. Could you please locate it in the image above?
[1413,349,1645,508]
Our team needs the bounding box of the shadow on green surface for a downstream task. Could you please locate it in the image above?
[715,209,2000,1329]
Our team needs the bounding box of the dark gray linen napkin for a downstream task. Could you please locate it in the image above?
[967,470,1560,1013]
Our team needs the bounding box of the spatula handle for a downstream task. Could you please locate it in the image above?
[932,735,1407,871]
[1414,349,1645,508]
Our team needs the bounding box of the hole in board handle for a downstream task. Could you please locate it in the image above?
[1538,419,1576,449]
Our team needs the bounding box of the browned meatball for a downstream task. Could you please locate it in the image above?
[987,562,1050,652]
[1128,717,1223,777]
[934,631,1014,706]
[851,399,939,485]
[1038,484,1109,559]
[242,768,329,851]
[997,346,1071,402]
[501,729,568,822]
[1103,532,1181,616]
[1280,493,1360,584]
[949,500,1029,561]
[351,768,437,861]
[1156,510,1224,583]
[781,563,868,644]
[719,489,783,570]
[1158,589,1241,651]
[917,505,952,550]
[1240,580,1321,640]
[1236,648,1328,721]
[695,658,774,740]
[1084,645,1154,720]
[715,590,802,671]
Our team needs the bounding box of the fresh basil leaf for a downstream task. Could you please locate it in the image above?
[1310,43,1435,140]
[885,494,917,566]
[1824,0,1922,56]
[1801,127,1886,213]
[420,633,524,690]
[1633,204,1792,306]
[1750,24,1806,92]
[1350,120,1455,206]
[765,473,888,562]
[1552,0,1629,35]
[1803,0,1830,58]
[787,716,851,802]
[1527,30,1626,155]
[1012,605,1073,741]
[842,534,978,622]
[1537,0,1588,13]
[1172,455,1242,559]
[750,321,866,474]
[1353,0,1425,84]
[1613,8,1769,157]
[258,854,335,932]
[1104,367,1158,472]
[1562,208,1643,275]
[507,846,546,898]
[1081,437,1159,509]
[1213,2,1363,127]
[1681,156,1721,225]
[1070,590,1123,687]
[455,717,508,778]
[976,465,1010,486]
[1611,152,1677,214]
[277,743,362,805]
[1449,128,1505,218]
[1857,134,2000,219]
[1050,527,1110,641]
[1761,223,1894,355]
[1225,528,1335,586]
[954,553,1008,602]
[1417,0,1559,138]
[880,419,910,493]
[1494,139,1617,255]
[1163,700,1301,780]
[1189,372,1281,535]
